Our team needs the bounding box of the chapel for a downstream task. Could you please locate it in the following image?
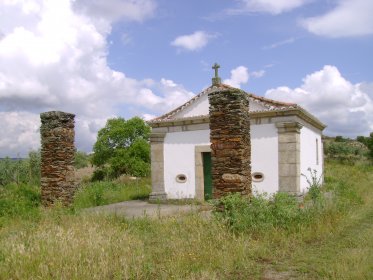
[148,64,326,201]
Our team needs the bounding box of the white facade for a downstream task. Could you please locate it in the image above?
[251,124,279,194]
[163,124,281,199]
[150,84,326,200]
[164,130,210,199]
[300,124,323,193]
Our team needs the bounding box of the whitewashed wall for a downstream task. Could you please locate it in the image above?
[251,124,279,195]
[163,124,279,199]
[164,130,210,199]
[300,125,323,193]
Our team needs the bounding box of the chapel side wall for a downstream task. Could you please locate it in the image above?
[163,129,210,199]
[300,125,323,193]
[251,124,279,194]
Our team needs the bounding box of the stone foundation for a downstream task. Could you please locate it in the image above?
[40,111,76,206]
[208,88,252,198]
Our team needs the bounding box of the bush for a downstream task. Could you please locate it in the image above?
[324,141,366,163]
[214,192,305,234]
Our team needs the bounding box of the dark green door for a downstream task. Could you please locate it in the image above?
[202,152,213,200]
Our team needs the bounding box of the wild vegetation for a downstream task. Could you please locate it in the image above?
[0,136,373,278]
[323,134,373,164]
[91,117,151,180]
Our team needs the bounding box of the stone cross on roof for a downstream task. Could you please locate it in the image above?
[212,62,221,86]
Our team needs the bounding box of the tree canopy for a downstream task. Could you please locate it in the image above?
[91,117,151,178]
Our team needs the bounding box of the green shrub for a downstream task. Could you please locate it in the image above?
[324,141,366,163]
[214,192,305,234]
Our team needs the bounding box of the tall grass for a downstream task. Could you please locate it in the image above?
[0,183,41,227]
[0,162,372,279]
[73,178,151,209]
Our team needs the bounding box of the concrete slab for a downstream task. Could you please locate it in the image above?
[84,200,202,219]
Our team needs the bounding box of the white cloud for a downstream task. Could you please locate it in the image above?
[0,112,40,157]
[171,31,216,51]
[224,66,249,88]
[251,70,265,78]
[224,66,265,88]
[228,0,309,15]
[301,0,373,37]
[73,0,156,23]
[142,113,156,121]
[0,0,193,157]
[263,37,296,50]
[265,65,373,136]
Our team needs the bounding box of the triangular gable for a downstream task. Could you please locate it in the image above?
[150,83,298,122]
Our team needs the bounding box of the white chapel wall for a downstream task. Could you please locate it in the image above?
[163,124,279,199]
[163,129,210,199]
[300,125,323,193]
[251,124,279,195]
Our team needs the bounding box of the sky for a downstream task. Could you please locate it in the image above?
[0,0,373,157]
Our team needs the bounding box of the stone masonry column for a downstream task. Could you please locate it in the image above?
[208,88,252,198]
[276,122,303,194]
[40,111,76,206]
[149,132,167,201]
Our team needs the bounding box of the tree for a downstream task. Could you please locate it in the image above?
[356,136,368,146]
[91,117,151,178]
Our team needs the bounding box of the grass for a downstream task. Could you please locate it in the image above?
[0,162,372,279]
[72,177,151,210]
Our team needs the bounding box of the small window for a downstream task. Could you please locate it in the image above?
[176,174,187,183]
[252,172,264,182]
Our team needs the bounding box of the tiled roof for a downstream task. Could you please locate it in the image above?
[149,83,298,123]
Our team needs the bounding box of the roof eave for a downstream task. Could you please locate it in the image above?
[148,108,326,131]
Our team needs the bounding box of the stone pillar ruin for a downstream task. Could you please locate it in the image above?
[40,111,76,206]
[208,87,252,198]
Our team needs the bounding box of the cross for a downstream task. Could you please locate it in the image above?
[212,63,220,78]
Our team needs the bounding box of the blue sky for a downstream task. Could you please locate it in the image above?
[0,0,373,157]
[108,0,372,94]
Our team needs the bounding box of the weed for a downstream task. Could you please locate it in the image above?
[302,168,322,204]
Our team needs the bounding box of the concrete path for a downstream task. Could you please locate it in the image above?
[85,200,203,219]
